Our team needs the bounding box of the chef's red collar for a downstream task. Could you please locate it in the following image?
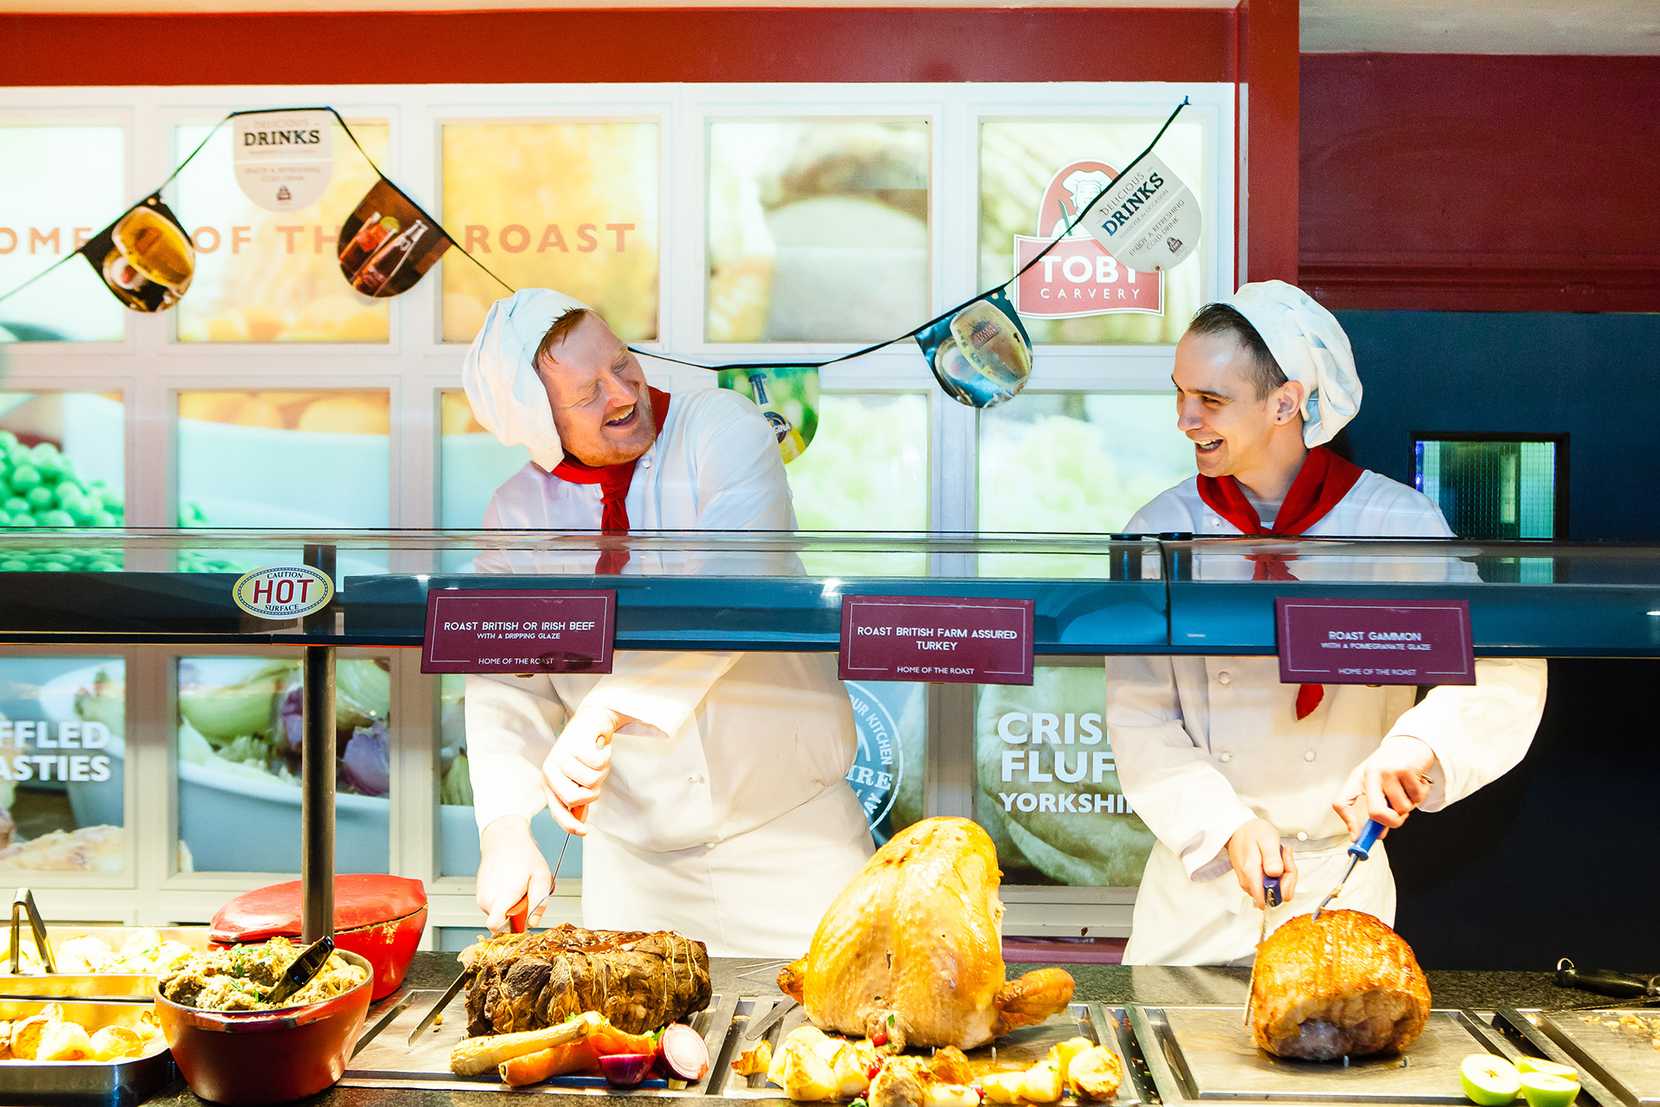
[548,386,671,574]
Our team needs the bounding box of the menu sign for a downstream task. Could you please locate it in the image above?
[1276,598,1475,686]
[840,595,1034,686]
[421,589,616,674]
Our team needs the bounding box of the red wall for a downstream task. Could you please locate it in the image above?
[0,6,1303,287]
[1299,52,1660,312]
[0,9,1234,85]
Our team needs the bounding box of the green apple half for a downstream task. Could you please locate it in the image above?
[1517,1059,1579,1081]
[1520,1073,1580,1107]
[1461,1054,1522,1107]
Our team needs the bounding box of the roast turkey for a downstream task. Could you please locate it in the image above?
[778,817,1075,1050]
[1249,909,1431,1060]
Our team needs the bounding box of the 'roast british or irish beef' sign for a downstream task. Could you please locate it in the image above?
[421,589,615,674]
[1275,597,1476,686]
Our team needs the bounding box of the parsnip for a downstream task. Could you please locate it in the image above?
[448,1011,603,1076]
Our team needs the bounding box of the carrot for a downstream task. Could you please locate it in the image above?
[499,1040,600,1087]
[449,1011,603,1076]
[587,1024,660,1058]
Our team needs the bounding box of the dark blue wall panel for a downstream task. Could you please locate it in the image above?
[1337,310,1660,542]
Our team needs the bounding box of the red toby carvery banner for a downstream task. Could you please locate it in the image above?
[1012,159,1164,319]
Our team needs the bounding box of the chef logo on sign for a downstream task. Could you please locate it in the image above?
[844,681,902,839]
[1011,159,1165,320]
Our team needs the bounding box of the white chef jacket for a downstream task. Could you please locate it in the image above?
[464,387,874,957]
[1109,470,1548,965]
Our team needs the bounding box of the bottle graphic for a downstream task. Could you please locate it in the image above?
[339,213,400,275]
[351,219,427,296]
[748,372,807,463]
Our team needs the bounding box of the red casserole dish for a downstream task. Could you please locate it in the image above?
[210,874,426,1001]
[156,948,373,1105]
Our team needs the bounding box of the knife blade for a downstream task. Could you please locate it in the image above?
[407,895,529,1046]
[1314,819,1385,919]
[1243,876,1282,1027]
[746,997,799,1042]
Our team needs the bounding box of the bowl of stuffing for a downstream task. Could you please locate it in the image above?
[154,937,372,1105]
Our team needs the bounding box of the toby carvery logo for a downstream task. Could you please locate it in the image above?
[243,128,324,147]
[1011,159,1163,319]
[1093,170,1166,238]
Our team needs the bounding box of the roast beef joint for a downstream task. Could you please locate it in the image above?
[462,924,711,1037]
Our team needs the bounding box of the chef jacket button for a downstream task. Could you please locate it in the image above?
[1217,671,1232,685]
[689,773,704,784]
[1296,831,1309,842]
[1218,750,1233,763]
[642,458,652,469]
[1303,749,1316,763]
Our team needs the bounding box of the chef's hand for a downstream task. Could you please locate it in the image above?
[476,815,552,933]
[541,702,623,835]
[1334,734,1437,837]
[1226,818,1297,909]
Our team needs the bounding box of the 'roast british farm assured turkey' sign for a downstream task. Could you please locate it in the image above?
[839,595,1035,686]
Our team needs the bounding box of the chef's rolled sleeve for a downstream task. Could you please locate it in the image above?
[1387,657,1548,810]
[582,652,744,739]
[464,672,568,831]
[1108,654,1259,880]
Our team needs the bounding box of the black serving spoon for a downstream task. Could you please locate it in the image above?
[265,936,337,1008]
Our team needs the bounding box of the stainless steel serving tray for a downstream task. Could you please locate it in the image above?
[708,998,1146,1104]
[340,990,736,1095]
[0,997,177,1106]
[0,925,212,1001]
[1129,1005,1517,1106]
[1500,1007,1660,1107]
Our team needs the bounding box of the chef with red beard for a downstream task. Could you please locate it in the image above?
[459,288,873,957]
[1108,280,1548,965]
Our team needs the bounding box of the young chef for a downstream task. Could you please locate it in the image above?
[460,288,874,957]
[1108,280,1548,966]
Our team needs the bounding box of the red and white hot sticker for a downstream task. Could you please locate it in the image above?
[232,566,335,620]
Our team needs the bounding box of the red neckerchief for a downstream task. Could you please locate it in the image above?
[1196,446,1365,720]
[550,387,671,575]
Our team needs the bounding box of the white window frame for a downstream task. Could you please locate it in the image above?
[0,80,1233,941]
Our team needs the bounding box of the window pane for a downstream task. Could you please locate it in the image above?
[786,393,929,577]
[0,126,126,343]
[177,389,389,528]
[707,120,929,342]
[973,664,1152,887]
[436,672,583,879]
[439,389,527,529]
[0,392,124,542]
[172,119,392,343]
[441,121,659,343]
[978,393,1192,577]
[177,656,390,873]
[979,118,1209,345]
[0,657,128,877]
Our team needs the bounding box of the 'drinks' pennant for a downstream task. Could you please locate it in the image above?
[80,195,196,313]
[338,178,453,298]
[1079,152,1201,273]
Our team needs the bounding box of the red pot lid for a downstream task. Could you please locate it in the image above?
[211,874,427,943]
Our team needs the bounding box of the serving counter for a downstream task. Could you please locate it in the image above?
[125,953,1644,1107]
[0,529,1650,1107]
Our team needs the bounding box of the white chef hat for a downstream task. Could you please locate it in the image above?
[1223,280,1361,448]
[461,287,588,471]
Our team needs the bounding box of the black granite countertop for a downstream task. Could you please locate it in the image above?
[136,953,1595,1107]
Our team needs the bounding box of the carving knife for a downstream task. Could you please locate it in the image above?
[407,894,528,1046]
[1313,819,1385,919]
[1554,958,1660,1009]
[1242,875,1282,1027]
